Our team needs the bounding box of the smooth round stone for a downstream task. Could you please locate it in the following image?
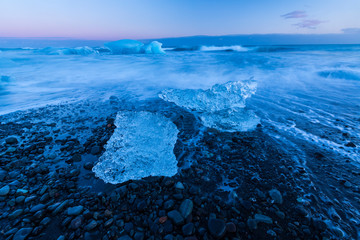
[0,169,7,181]
[182,223,194,236]
[40,217,51,226]
[208,218,226,238]
[226,222,237,233]
[5,137,18,144]
[8,209,23,219]
[13,228,33,240]
[84,220,98,231]
[254,214,273,224]
[6,147,17,153]
[15,196,26,204]
[247,218,257,230]
[0,185,10,196]
[70,216,83,229]
[91,146,100,155]
[167,210,184,226]
[179,199,193,219]
[175,182,185,190]
[67,206,84,216]
[269,189,283,204]
[30,204,46,213]
[164,200,175,210]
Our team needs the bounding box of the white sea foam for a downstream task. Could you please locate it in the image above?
[39,46,99,55]
[200,45,250,52]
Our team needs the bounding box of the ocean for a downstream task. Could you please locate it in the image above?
[0,41,360,239]
[1,42,359,162]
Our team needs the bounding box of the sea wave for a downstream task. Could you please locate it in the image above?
[318,70,360,81]
[200,45,250,52]
[168,45,251,52]
[38,46,99,56]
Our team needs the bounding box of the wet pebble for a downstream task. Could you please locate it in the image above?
[84,219,98,231]
[208,218,226,238]
[226,222,237,233]
[5,136,18,144]
[0,185,10,196]
[70,216,83,229]
[168,210,184,226]
[8,209,23,220]
[67,206,84,216]
[179,199,193,219]
[269,189,283,204]
[13,227,33,240]
[30,204,46,213]
[182,222,194,236]
[254,214,273,224]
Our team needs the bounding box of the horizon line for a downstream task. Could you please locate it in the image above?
[0,31,359,41]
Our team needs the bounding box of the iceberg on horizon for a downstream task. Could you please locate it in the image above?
[92,111,179,184]
[104,39,165,54]
[159,79,260,132]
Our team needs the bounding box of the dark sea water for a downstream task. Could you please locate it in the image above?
[0,42,360,238]
[1,43,359,163]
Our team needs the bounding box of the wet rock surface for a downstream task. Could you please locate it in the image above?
[0,98,359,239]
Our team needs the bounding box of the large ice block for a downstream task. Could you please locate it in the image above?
[159,79,259,132]
[92,111,179,184]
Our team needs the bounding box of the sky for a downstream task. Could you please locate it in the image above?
[0,0,360,40]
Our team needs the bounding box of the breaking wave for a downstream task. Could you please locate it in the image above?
[169,45,251,52]
[38,46,99,55]
[32,40,166,55]
[318,70,360,81]
[200,45,250,52]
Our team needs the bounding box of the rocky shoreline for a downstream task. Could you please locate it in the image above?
[0,99,359,240]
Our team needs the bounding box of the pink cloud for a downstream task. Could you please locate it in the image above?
[293,19,324,29]
[281,11,307,19]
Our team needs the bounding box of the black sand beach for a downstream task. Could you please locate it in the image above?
[0,98,359,240]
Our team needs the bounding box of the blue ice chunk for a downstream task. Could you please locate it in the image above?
[92,111,179,184]
[159,79,259,132]
[143,41,165,54]
[104,39,144,54]
[105,39,165,54]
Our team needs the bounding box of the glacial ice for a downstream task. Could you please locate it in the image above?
[143,41,166,54]
[104,40,144,54]
[92,111,179,184]
[104,39,165,54]
[159,80,260,132]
